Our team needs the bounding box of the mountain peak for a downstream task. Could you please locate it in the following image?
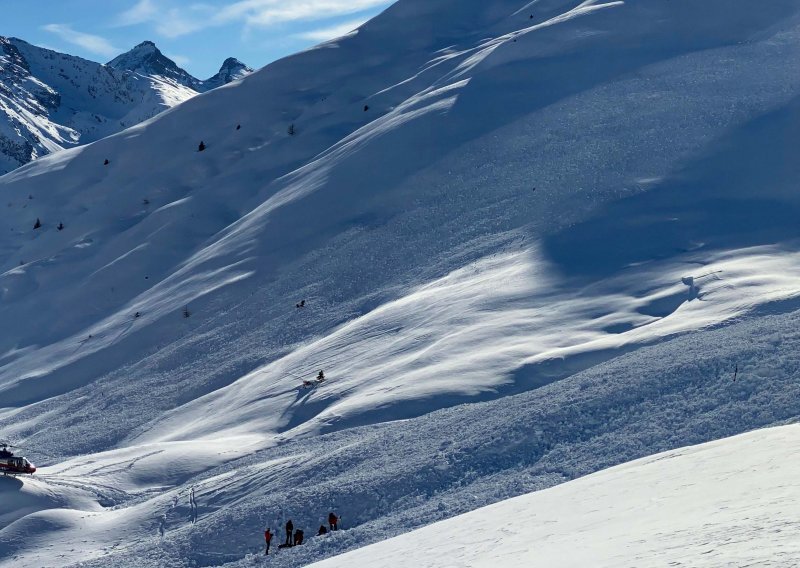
[222,56,241,66]
[128,40,159,55]
[107,41,198,88]
[204,57,253,89]
[111,40,161,63]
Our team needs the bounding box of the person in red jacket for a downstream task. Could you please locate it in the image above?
[328,512,339,531]
[264,528,273,555]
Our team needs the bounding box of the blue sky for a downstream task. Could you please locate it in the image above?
[0,0,395,78]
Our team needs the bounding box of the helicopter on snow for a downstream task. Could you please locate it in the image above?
[0,442,36,475]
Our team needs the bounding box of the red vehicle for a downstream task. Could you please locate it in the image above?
[0,443,36,475]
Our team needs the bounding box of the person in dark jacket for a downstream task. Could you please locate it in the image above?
[317,525,328,536]
[264,528,273,555]
[294,528,304,546]
[328,512,338,531]
[285,519,294,545]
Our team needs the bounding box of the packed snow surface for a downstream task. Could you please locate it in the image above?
[310,425,800,568]
[0,0,799,566]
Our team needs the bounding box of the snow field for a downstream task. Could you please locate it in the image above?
[0,0,799,566]
[11,303,799,568]
[309,425,800,568]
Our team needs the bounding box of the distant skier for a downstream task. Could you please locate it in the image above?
[317,525,328,536]
[296,299,306,308]
[317,370,325,383]
[328,512,338,531]
[198,141,206,152]
[294,528,304,546]
[264,528,273,555]
[285,519,294,546]
[104,159,109,165]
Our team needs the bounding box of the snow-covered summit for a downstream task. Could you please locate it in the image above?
[205,57,253,90]
[108,40,199,89]
[108,41,253,92]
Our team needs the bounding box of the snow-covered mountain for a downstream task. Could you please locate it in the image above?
[107,41,253,92]
[0,0,799,566]
[0,38,252,175]
[204,57,253,91]
[106,40,201,90]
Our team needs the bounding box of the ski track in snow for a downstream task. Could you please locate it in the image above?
[0,0,799,566]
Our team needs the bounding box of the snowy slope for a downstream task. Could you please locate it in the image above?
[310,425,800,568]
[5,309,800,568]
[0,38,251,175]
[0,0,799,566]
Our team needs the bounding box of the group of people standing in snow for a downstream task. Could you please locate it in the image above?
[264,512,339,555]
